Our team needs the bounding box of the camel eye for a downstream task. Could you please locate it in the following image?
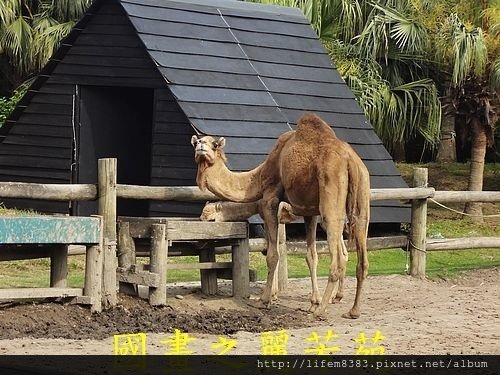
[213,142,218,149]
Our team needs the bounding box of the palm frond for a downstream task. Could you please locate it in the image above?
[0,0,20,26]
[0,16,33,74]
[50,0,93,21]
[356,2,428,62]
[327,38,441,152]
[438,13,488,87]
[33,21,75,69]
[330,0,363,41]
[490,55,500,92]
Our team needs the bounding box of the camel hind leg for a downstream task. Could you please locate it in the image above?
[342,217,369,319]
[319,221,347,305]
[333,238,348,303]
[315,179,348,317]
[279,203,322,312]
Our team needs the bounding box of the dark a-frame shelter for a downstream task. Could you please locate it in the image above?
[0,0,409,226]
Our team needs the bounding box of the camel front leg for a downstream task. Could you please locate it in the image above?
[259,197,280,307]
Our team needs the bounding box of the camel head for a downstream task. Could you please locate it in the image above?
[199,201,222,221]
[191,135,226,165]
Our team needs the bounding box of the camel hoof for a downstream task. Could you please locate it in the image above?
[342,311,360,319]
[262,302,272,309]
[257,296,274,309]
[313,309,328,320]
[308,303,319,313]
[248,299,271,310]
[332,296,344,304]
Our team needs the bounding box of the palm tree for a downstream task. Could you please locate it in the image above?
[0,0,92,94]
[249,0,442,159]
[432,4,499,220]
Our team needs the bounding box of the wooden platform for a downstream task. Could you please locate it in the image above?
[117,217,250,305]
[0,216,103,312]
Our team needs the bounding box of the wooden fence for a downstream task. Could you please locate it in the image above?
[0,159,499,306]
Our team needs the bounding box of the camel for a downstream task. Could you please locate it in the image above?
[200,200,299,223]
[200,201,261,222]
[191,113,370,318]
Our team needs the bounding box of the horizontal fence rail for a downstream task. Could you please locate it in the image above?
[0,182,96,201]
[116,185,217,201]
[426,237,500,251]
[1,182,499,204]
[432,190,500,203]
[117,186,500,203]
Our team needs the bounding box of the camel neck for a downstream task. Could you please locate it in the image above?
[197,158,263,202]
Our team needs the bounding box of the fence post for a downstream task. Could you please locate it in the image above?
[85,216,104,313]
[410,168,428,278]
[98,158,118,308]
[149,223,167,306]
[117,222,137,296]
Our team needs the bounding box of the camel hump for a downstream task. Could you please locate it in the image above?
[296,113,336,140]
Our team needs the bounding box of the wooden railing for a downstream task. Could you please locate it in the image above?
[1,159,498,288]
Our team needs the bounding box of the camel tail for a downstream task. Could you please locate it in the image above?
[345,154,370,254]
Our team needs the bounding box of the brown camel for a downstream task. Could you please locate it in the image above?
[191,113,370,318]
[200,201,261,222]
[200,200,299,223]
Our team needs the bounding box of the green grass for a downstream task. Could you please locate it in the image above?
[0,245,497,288]
[0,203,39,216]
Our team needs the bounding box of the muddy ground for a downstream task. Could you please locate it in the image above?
[0,268,498,355]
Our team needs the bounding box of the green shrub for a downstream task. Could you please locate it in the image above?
[0,89,26,128]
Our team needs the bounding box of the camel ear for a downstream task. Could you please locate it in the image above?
[191,135,199,147]
[215,202,222,211]
[215,137,226,149]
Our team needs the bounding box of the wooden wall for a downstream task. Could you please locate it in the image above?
[150,89,201,217]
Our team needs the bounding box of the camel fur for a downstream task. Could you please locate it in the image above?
[191,113,370,318]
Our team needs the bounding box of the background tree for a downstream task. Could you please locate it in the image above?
[429,1,499,219]
[0,0,92,95]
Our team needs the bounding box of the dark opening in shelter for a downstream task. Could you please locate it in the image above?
[0,0,411,227]
[77,86,154,216]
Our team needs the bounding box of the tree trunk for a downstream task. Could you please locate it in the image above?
[437,94,456,162]
[392,142,406,162]
[464,117,486,222]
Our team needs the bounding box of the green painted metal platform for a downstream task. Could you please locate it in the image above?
[0,216,101,244]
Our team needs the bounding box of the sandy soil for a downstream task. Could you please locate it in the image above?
[0,268,498,355]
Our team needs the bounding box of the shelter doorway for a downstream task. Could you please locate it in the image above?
[75,86,153,216]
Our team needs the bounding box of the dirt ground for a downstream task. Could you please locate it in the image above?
[0,267,498,355]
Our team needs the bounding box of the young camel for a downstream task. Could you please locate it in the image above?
[191,113,370,318]
[200,200,299,224]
